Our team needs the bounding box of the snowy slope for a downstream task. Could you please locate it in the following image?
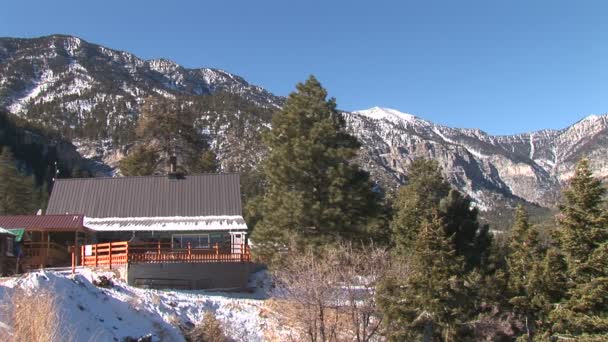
[0,269,277,342]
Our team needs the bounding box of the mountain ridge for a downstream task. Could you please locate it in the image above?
[2,35,607,219]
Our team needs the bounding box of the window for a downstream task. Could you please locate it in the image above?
[210,233,228,246]
[171,234,210,249]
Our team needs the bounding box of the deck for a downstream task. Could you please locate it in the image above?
[22,241,71,269]
[77,241,251,270]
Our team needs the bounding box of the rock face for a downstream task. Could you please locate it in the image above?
[1,35,607,213]
[347,107,608,209]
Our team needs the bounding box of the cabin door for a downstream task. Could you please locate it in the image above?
[231,233,244,254]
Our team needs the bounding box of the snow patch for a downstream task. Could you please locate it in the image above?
[7,69,58,113]
[354,107,419,124]
[0,269,274,342]
[529,133,535,159]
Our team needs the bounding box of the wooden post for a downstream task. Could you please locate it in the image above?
[157,241,161,262]
[108,243,112,270]
[81,245,84,266]
[94,244,98,267]
[240,244,243,262]
[71,251,75,274]
[74,231,79,266]
[126,242,129,263]
[188,242,191,261]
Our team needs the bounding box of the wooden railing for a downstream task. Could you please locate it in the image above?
[78,241,251,270]
[23,242,70,268]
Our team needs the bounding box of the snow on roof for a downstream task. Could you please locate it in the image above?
[0,227,14,235]
[84,215,248,232]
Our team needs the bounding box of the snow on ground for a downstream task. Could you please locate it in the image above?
[0,269,276,342]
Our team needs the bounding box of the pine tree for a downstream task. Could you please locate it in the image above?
[439,189,492,271]
[0,147,36,215]
[549,159,608,338]
[540,248,567,303]
[119,146,160,176]
[379,212,467,341]
[250,76,385,259]
[506,205,549,340]
[556,159,608,278]
[135,96,217,174]
[390,158,450,252]
[391,160,491,267]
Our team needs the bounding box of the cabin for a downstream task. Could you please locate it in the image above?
[0,215,91,271]
[45,173,252,290]
[0,227,16,276]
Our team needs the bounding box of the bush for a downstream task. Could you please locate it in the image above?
[186,311,227,342]
[93,275,113,288]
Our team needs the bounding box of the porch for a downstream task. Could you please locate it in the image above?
[77,240,251,270]
[22,240,71,269]
[0,215,91,271]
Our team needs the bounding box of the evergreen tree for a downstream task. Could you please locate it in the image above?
[379,212,467,341]
[556,159,608,278]
[390,158,450,252]
[135,96,217,174]
[391,160,491,269]
[506,205,549,340]
[439,189,492,271]
[119,146,160,176]
[540,248,568,304]
[250,76,385,259]
[186,149,218,174]
[0,147,36,215]
[549,159,608,338]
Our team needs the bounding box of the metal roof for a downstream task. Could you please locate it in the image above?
[0,215,85,232]
[46,174,243,218]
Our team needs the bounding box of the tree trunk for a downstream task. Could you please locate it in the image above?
[319,303,326,342]
[423,321,433,342]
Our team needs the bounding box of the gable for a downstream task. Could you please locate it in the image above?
[46,174,243,218]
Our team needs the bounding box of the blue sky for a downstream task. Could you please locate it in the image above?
[2,0,608,135]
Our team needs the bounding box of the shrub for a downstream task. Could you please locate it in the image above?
[92,275,113,288]
[1,288,71,342]
[186,311,227,342]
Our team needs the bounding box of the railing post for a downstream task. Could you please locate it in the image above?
[156,241,160,262]
[240,244,243,262]
[126,242,129,263]
[94,245,98,267]
[188,242,191,261]
[71,250,75,274]
[215,243,219,260]
[108,243,112,270]
[81,245,84,266]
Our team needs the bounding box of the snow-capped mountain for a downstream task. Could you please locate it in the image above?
[1,35,607,216]
[348,107,608,210]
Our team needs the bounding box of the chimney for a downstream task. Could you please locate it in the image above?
[169,155,177,174]
[168,155,183,180]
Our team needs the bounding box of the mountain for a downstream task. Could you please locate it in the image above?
[1,35,607,221]
[0,35,279,173]
[347,107,608,211]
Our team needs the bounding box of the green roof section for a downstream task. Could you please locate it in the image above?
[6,228,24,242]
